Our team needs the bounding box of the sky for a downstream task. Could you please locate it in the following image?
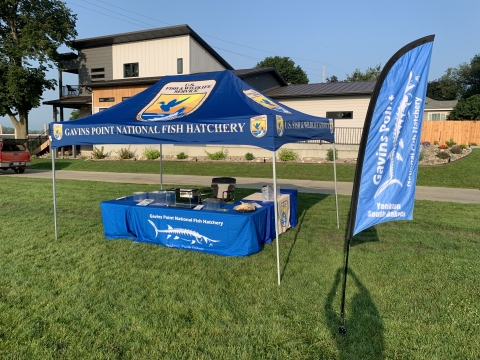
[2,0,479,131]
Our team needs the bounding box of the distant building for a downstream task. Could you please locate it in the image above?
[423,97,458,121]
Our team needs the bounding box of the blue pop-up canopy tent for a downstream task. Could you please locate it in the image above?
[49,70,338,284]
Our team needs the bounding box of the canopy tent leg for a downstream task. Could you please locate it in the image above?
[272,151,281,285]
[52,150,58,240]
[333,142,339,229]
[159,144,163,190]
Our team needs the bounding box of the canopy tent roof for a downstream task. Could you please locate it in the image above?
[49,70,334,150]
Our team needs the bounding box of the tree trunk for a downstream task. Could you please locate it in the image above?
[8,112,28,139]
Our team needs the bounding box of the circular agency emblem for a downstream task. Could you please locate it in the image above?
[136,79,216,121]
[250,115,267,138]
[276,115,284,137]
[53,123,63,140]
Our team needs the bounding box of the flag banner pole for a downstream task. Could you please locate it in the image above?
[339,35,435,335]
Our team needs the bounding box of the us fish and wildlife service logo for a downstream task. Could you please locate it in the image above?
[136,79,216,121]
[276,115,284,137]
[329,119,334,134]
[243,89,291,114]
[250,115,267,138]
[53,124,63,141]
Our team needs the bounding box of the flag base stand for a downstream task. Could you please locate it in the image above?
[338,326,347,335]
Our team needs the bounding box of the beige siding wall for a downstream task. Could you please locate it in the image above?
[275,95,371,128]
[189,38,226,73]
[79,47,113,84]
[112,36,190,79]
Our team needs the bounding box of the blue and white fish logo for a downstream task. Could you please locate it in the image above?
[374,71,419,199]
[148,220,220,246]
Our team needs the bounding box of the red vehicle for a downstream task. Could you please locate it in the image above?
[0,138,31,173]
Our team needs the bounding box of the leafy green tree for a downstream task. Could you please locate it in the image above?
[447,94,480,120]
[346,64,382,81]
[462,54,480,99]
[325,75,339,83]
[0,0,77,138]
[427,54,480,101]
[69,109,80,120]
[255,56,309,84]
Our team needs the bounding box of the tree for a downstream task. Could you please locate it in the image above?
[447,94,480,120]
[0,0,77,138]
[325,75,339,83]
[346,64,382,81]
[427,54,480,101]
[255,56,309,84]
[69,109,80,120]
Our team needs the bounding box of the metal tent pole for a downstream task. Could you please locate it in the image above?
[333,142,339,229]
[159,144,163,190]
[272,151,281,285]
[52,148,58,240]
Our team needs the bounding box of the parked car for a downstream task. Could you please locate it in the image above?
[0,138,32,173]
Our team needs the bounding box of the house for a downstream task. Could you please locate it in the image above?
[423,97,458,121]
[44,25,374,159]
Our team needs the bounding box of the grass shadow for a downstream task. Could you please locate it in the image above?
[325,267,385,359]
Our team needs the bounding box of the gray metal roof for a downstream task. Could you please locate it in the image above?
[234,67,288,86]
[424,97,458,110]
[71,24,233,70]
[265,81,376,98]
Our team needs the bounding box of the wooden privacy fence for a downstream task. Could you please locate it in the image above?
[421,121,480,145]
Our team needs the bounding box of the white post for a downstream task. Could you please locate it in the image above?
[52,149,58,240]
[272,151,281,285]
[333,142,339,229]
[159,144,163,190]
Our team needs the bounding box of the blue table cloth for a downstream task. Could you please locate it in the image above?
[100,190,298,257]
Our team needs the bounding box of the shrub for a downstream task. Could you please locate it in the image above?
[419,148,425,161]
[438,144,448,149]
[470,142,478,146]
[445,138,456,147]
[143,147,160,160]
[92,146,107,159]
[437,151,450,159]
[176,152,187,160]
[278,148,297,162]
[422,141,431,146]
[450,145,463,154]
[244,152,254,161]
[460,144,468,150]
[433,140,439,145]
[326,148,339,161]
[116,146,134,160]
[205,147,227,160]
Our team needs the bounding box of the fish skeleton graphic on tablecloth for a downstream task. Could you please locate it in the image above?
[148,220,220,246]
[374,71,418,199]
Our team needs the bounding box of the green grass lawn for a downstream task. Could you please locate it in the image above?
[30,148,480,189]
[1,177,479,359]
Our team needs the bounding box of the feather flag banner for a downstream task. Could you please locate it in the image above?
[350,36,434,237]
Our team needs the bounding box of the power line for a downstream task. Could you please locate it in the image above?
[66,0,349,79]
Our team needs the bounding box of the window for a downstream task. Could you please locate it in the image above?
[177,58,183,74]
[124,63,139,78]
[428,113,446,121]
[326,111,353,119]
[91,74,105,79]
[99,97,115,102]
[122,97,131,101]
[91,68,105,73]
